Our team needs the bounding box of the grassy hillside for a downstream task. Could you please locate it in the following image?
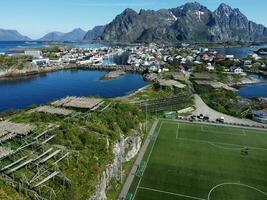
[0,100,145,200]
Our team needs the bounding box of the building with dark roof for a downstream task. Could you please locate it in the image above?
[253,109,267,124]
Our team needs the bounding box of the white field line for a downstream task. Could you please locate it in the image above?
[207,182,267,200]
[208,142,247,151]
[201,126,245,137]
[161,118,267,133]
[132,121,163,200]
[242,129,247,136]
[164,121,246,137]
[176,123,180,140]
[139,186,206,200]
[178,137,267,152]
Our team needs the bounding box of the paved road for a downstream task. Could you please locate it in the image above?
[118,120,159,200]
[193,94,266,127]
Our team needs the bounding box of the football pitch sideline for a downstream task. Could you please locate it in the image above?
[127,120,267,200]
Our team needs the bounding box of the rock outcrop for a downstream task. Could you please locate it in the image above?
[83,26,106,41]
[88,134,142,200]
[100,70,126,80]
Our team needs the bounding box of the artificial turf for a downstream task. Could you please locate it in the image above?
[128,120,267,200]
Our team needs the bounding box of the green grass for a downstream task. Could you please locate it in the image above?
[129,120,267,200]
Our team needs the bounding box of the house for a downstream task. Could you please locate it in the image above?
[32,58,49,66]
[253,109,267,124]
[225,55,234,60]
[214,54,225,62]
[229,66,243,74]
[194,61,202,65]
[244,60,252,66]
[149,66,158,72]
[25,50,42,58]
[251,53,261,60]
[205,63,214,71]
[202,54,210,61]
[162,68,170,72]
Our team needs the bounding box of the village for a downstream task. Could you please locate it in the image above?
[1,43,266,75]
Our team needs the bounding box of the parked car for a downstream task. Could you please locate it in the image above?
[203,116,209,121]
[191,115,197,120]
[216,116,225,123]
[198,114,204,120]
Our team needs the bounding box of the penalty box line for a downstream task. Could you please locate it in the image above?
[201,125,246,137]
[178,137,267,152]
[138,186,206,200]
[176,123,180,140]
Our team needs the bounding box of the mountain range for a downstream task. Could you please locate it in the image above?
[0,29,31,41]
[1,2,267,43]
[37,28,87,42]
[100,2,267,43]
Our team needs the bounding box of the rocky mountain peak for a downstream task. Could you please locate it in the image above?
[182,2,206,11]
[122,8,137,15]
[100,2,267,43]
[72,28,84,32]
[215,3,233,16]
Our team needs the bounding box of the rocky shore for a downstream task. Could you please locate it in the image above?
[100,70,126,80]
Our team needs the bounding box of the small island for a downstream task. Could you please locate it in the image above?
[100,70,126,80]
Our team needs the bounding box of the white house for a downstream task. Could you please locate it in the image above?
[229,66,243,74]
[25,50,42,58]
[205,63,214,71]
[225,55,234,60]
[32,58,49,66]
[149,66,158,72]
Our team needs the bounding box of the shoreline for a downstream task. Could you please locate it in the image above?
[0,64,145,79]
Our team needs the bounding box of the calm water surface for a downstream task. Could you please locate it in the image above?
[238,73,267,98]
[213,44,267,59]
[0,70,147,112]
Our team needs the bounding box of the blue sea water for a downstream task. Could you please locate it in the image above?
[0,41,106,53]
[214,44,267,59]
[0,70,147,112]
[238,74,267,98]
[0,41,45,53]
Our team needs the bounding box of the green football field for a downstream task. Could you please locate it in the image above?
[128,120,267,200]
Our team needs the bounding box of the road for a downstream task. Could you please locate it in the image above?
[193,94,266,127]
[118,120,159,200]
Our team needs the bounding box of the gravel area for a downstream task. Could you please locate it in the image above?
[193,94,266,127]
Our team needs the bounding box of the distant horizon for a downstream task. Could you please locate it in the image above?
[1,0,267,39]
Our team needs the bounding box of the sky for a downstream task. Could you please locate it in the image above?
[0,0,267,39]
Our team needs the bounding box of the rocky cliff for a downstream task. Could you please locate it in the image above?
[88,132,142,200]
[83,26,106,41]
[101,2,267,43]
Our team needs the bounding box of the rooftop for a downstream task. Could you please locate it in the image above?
[33,106,73,116]
[0,121,35,142]
[254,109,267,119]
[52,96,103,110]
[158,79,186,89]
